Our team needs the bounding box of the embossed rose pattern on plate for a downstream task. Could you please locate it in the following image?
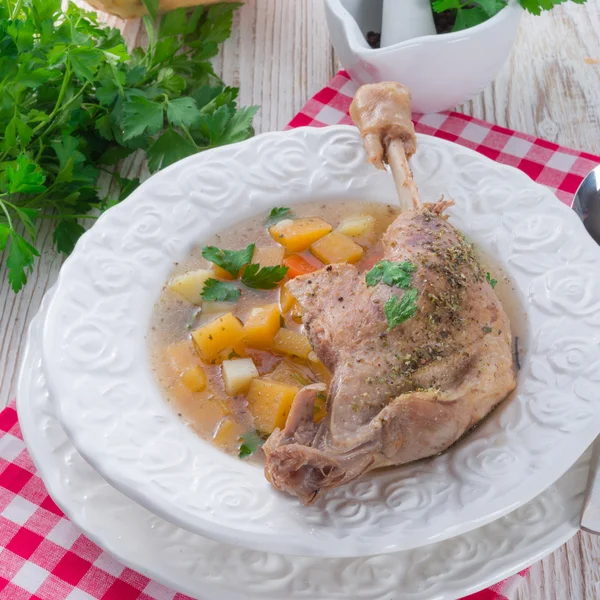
[41,127,600,557]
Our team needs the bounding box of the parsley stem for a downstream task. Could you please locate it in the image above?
[11,0,22,18]
[30,62,72,137]
[180,124,198,148]
[0,199,14,230]
[34,82,89,142]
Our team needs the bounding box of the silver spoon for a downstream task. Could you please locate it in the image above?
[572,167,600,533]
[572,165,600,244]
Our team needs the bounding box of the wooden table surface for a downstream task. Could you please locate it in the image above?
[2,1,600,597]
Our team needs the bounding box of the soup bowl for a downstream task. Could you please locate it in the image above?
[41,126,600,557]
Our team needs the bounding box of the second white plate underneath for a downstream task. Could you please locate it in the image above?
[17,291,588,600]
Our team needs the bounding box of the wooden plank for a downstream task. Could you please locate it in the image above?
[458,3,600,155]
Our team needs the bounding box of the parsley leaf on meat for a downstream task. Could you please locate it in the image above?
[242,264,288,289]
[238,430,265,459]
[266,207,294,225]
[201,279,241,302]
[202,243,255,278]
[486,272,498,289]
[365,260,415,289]
[384,289,419,330]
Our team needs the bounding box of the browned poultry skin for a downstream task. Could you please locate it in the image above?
[263,204,516,505]
[349,82,417,169]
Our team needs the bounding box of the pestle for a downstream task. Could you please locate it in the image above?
[380,0,437,48]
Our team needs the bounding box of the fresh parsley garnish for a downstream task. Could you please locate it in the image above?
[0,0,257,293]
[384,289,419,330]
[365,260,415,289]
[238,430,265,459]
[266,207,293,225]
[202,244,255,278]
[201,279,241,302]
[242,264,288,289]
[486,272,498,289]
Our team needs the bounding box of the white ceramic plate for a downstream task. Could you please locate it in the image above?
[41,126,600,557]
[19,293,588,600]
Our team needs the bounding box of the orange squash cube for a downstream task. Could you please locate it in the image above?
[246,378,299,434]
[243,304,281,349]
[180,365,207,392]
[309,232,364,265]
[271,328,313,361]
[191,313,245,363]
[269,217,332,252]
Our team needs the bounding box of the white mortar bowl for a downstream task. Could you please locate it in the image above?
[325,0,522,113]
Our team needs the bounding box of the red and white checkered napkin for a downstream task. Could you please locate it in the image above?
[2,71,598,600]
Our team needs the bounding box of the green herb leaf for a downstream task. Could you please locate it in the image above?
[486,271,498,289]
[453,6,489,30]
[69,48,103,82]
[384,289,419,330]
[201,278,241,302]
[242,264,288,290]
[167,97,201,128]
[202,243,255,278]
[147,128,198,172]
[53,220,85,254]
[6,155,46,194]
[266,206,293,225]
[141,0,159,21]
[122,96,164,140]
[365,260,416,289]
[159,8,189,37]
[6,232,39,293]
[238,430,265,459]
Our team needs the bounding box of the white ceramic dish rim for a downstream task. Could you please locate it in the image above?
[19,290,588,600]
[41,125,600,557]
[327,0,521,56]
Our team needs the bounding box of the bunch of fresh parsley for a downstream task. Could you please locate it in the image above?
[432,0,587,32]
[0,0,258,292]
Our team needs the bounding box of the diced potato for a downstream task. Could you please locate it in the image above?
[271,328,313,361]
[337,215,375,238]
[269,217,332,253]
[168,269,213,305]
[213,417,246,451]
[180,365,207,392]
[191,313,245,363]
[243,304,281,349]
[222,358,259,396]
[211,264,235,280]
[252,245,285,267]
[246,378,299,434]
[267,360,313,387]
[279,285,297,314]
[309,232,364,265]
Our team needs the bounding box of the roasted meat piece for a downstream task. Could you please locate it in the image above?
[263,83,516,504]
